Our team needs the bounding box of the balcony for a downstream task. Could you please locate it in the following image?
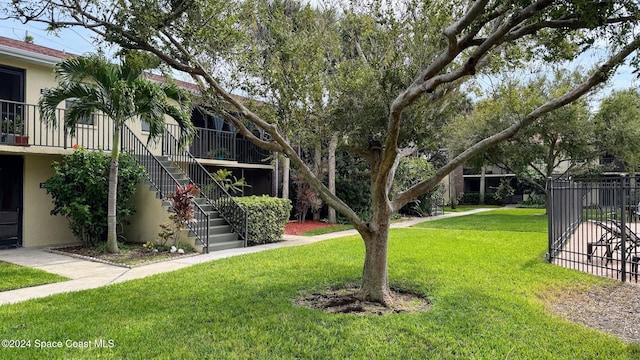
[1,99,113,151]
[167,125,271,165]
[0,99,272,166]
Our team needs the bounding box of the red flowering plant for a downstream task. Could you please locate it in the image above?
[163,183,200,245]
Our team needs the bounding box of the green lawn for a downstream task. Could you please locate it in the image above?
[300,224,354,236]
[0,261,67,292]
[0,209,634,359]
[444,204,502,213]
[416,208,549,232]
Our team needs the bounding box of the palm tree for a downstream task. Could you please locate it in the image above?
[39,55,195,253]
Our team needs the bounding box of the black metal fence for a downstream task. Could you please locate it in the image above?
[167,124,271,165]
[548,177,640,283]
[0,99,113,150]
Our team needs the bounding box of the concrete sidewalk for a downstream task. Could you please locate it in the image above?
[0,207,495,305]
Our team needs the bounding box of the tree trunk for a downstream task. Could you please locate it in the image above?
[273,153,279,197]
[106,128,120,254]
[282,156,290,200]
[359,224,393,305]
[328,134,338,223]
[544,187,551,216]
[313,141,322,221]
[479,166,486,205]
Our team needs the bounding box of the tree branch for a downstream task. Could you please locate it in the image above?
[392,34,640,211]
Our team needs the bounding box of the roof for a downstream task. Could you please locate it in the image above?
[145,72,199,92]
[0,35,75,65]
[0,36,201,90]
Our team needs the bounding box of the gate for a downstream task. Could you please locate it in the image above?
[548,177,640,283]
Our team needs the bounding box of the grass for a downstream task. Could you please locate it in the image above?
[300,224,354,236]
[416,208,549,232]
[0,209,634,359]
[0,262,67,292]
[444,204,502,213]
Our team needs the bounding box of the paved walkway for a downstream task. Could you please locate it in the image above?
[0,208,495,305]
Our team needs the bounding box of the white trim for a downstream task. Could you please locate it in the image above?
[0,45,64,66]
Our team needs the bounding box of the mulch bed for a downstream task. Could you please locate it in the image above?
[548,283,640,343]
[49,243,197,268]
[284,220,336,235]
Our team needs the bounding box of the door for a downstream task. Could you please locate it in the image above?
[0,155,23,248]
[0,66,25,140]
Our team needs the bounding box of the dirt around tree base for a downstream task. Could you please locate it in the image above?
[295,284,431,315]
[547,283,640,343]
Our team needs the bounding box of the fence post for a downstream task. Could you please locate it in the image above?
[620,176,627,282]
[546,177,553,262]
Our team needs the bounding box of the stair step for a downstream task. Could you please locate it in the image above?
[209,224,231,234]
[207,240,245,252]
[198,205,216,212]
[210,217,226,226]
[208,232,238,243]
[141,155,244,254]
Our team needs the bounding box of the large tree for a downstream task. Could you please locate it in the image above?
[450,69,595,201]
[11,0,640,304]
[39,55,194,253]
[593,88,640,174]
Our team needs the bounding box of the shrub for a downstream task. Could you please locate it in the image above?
[221,196,292,246]
[44,147,145,245]
[159,184,200,246]
[519,193,546,208]
[460,193,480,205]
[292,173,322,223]
[484,193,504,206]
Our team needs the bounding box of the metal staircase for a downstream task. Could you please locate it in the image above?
[121,126,245,253]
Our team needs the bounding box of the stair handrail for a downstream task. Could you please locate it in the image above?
[121,125,210,252]
[162,124,248,245]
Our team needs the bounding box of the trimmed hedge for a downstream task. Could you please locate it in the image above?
[226,196,292,246]
[460,193,480,205]
[460,192,506,206]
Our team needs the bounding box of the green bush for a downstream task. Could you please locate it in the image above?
[460,193,480,205]
[221,196,292,246]
[518,193,546,208]
[44,148,145,245]
[484,193,504,206]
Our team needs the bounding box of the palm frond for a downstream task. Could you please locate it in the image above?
[46,53,194,147]
[39,83,102,132]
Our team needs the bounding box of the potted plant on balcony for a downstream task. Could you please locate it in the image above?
[0,116,27,146]
[207,147,230,160]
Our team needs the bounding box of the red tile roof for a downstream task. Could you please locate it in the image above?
[0,35,76,59]
[145,72,199,92]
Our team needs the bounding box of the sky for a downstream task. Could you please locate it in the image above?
[0,18,98,56]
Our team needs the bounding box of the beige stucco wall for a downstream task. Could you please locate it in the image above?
[124,182,170,244]
[22,154,76,247]
[1,55,177,156]
[0,55,58,104]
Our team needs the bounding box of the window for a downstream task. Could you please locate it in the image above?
[141,118,150,132]
[65,100,94,125]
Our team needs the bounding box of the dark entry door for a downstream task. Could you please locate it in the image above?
[0,156,23,248]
